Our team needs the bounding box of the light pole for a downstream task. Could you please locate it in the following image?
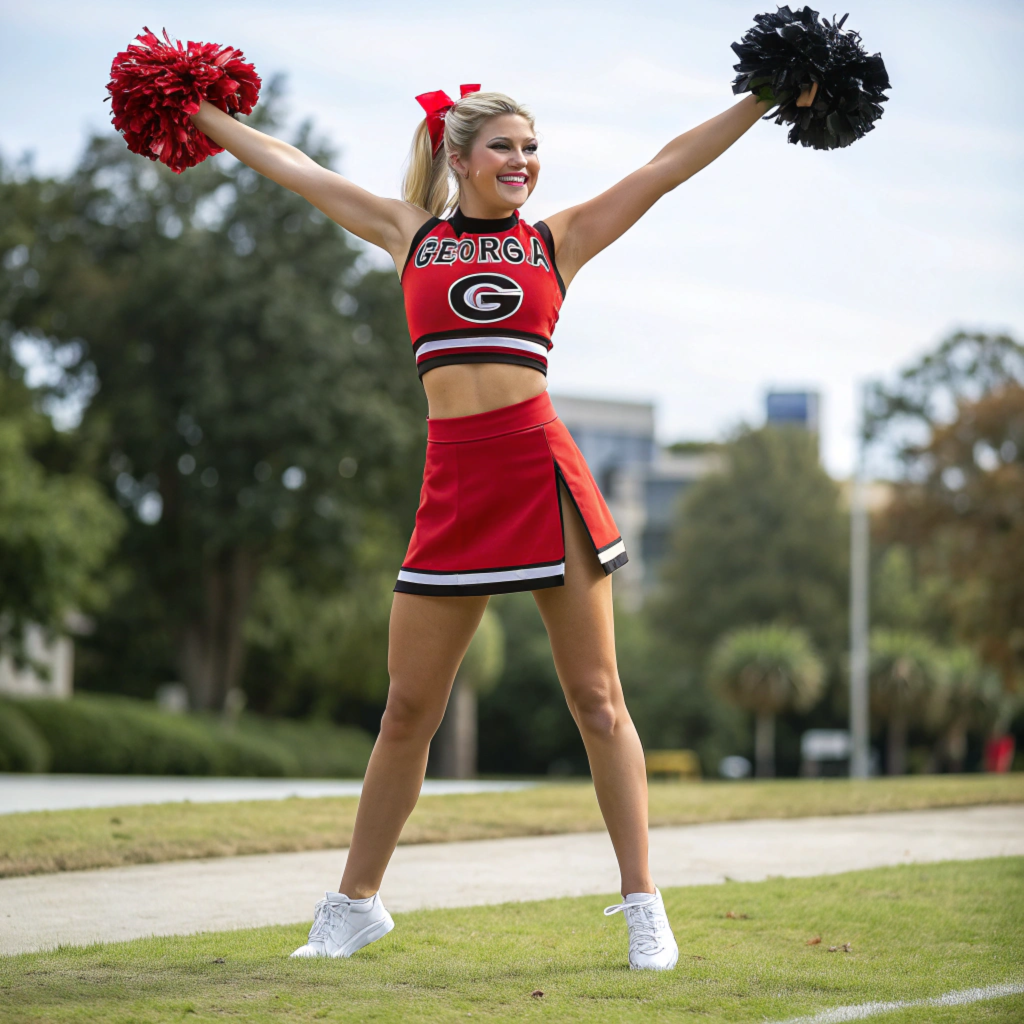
[849,383,871,778]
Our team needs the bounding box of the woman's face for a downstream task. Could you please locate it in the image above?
[450,113,539,212]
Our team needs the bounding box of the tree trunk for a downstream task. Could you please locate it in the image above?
[887,708,908,775]
[430,676,477,779]
[754,712,775,779]
[178,548,259,711]
[944,719,968,773]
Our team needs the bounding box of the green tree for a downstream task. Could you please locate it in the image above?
[708,625,825,778]
[864,330,1024,458]
[868,629,943,775]
[927,647,1003,773]
[871,543,960,653]
[240,530,400,720]
[1,86,426,709]
[885,385,1024,691]
[656,426,848,667]
[867,331,1024,691]
[0,375,123,662]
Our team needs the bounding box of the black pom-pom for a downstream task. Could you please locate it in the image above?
[731,7,891,150]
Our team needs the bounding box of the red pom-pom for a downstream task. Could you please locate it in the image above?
[106,27,261,174]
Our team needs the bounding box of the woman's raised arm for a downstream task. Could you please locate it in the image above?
[191,101,430,268]
[543,89,815,287]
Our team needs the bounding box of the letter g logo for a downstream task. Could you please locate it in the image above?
[448,273,524,323]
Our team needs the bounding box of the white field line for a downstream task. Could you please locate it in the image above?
[770,981,1024,1024]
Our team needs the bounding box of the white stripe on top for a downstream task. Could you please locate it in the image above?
[416,336,549,359]
[398,562,565,588]
[597,540,626,564]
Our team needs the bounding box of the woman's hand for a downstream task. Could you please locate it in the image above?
[796,82,819,107]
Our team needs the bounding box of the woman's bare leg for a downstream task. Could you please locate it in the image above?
[339,591,488,897]
[532,484,654,898]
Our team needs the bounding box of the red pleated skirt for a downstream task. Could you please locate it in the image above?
[395,392,627,596]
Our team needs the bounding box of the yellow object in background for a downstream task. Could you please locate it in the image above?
[645,749,701,780]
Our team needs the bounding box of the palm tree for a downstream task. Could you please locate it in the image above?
[430,607,505,779]
[708,625,825,778]
[927,648,1002,772]
[868,630,942,775]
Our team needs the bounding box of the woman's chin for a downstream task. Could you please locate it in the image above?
[495,183,531,207]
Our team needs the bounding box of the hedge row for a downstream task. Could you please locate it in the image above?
[0,695,373,777]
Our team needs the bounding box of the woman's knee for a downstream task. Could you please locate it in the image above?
[379,682,446,743]
[567,670,626,738]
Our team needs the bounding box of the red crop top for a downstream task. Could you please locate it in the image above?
[400,208,565,378]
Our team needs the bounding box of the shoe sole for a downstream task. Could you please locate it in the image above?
[629,956,679,970]
[332,912,395,958]
[629,943,679,970]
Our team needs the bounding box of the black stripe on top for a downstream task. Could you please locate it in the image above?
[533,221,567,297]
[416,352,549,378]
[449,208,519,236]
[402,216,442,275]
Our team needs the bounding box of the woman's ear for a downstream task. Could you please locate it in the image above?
[449,151,469,179]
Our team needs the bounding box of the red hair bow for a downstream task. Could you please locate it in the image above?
[415,84,481,155]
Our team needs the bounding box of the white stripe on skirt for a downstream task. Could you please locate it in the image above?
[597,540,626,564]
[397,562,565,588]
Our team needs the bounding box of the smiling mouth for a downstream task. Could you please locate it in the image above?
[497,174,527,187]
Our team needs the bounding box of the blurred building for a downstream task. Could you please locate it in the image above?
[550,395,721,608]
[0,624,74,700]
[765,390,821,433]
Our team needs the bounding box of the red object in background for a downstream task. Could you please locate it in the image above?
[984,735,1016,773]
[107,27,261,174]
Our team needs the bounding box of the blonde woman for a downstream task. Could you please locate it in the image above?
[191,79,815,970]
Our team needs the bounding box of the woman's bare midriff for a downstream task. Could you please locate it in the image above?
[422,362,548,420]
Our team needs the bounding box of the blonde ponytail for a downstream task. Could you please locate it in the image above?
[402,91,535,217]
[403,118,451,217]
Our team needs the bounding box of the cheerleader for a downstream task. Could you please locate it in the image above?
[108,6,890,967]
[182,78,826,969]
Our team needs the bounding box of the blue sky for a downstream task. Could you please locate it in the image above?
[2,0,1021,474]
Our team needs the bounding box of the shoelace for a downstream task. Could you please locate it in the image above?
[604,894,665,955]
[307,897,344,944]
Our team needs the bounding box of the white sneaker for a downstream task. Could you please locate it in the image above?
[290,891,394,959]
[604,888,679,970]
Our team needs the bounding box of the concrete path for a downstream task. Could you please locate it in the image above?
[2,804,1021,955]
[0,774,535,815]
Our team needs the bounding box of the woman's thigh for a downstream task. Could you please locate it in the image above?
[532,484,620,708]
[384,592,489,733]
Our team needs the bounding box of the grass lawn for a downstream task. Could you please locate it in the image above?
[1,858,1021,1022]
[1,773,1022,879]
